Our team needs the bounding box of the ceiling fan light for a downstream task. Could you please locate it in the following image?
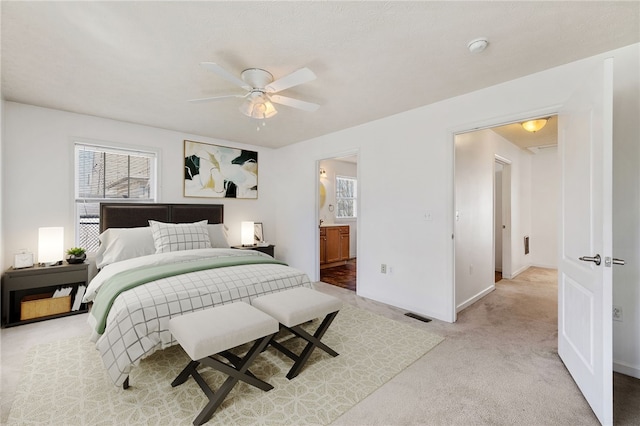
[521,118,548,133]
[239,93,278,119]
[257,100,278,119]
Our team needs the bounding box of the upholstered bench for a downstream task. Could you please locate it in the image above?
[251,287,343,379]
[169,302,279,426]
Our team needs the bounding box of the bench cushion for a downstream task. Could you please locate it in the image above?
[252,287,342,328]
[169,302,278,360]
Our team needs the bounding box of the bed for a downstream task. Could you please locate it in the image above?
[84,203,312,387]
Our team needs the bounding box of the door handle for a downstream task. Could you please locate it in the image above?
[579,254,601,265]
[604,257,626,267]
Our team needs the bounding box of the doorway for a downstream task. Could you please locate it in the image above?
[318,155,358,291]
[494,155,512,283]
[454,115,557,313]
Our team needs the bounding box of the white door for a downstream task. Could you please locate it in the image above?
[558,58,614,425]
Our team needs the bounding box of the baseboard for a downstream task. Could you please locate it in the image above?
[614,360,640,379]
[456,285,495,313]
[530,262,557,270]
[509,264,530,279]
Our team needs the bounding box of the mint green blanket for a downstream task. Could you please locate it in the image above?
[91,255,287,335]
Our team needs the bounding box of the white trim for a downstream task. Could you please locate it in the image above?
[613,361,640,379]
[509,264,530,279]
[530,262,557,270]
[494,154,512,165]
[449,106,563,135]
[456,285,495,313]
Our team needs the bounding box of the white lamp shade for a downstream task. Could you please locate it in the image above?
[239,93,278,119]
[241,221,254,246]
[38,227,64,264]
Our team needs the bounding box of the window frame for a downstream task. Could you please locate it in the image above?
[74,140,159,250]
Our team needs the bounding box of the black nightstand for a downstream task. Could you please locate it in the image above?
[2,262,89,327]
[231,245,275,258]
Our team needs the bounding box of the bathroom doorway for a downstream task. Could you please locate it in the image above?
[318,155,358,291]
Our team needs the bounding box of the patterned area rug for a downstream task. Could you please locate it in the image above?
[7,304,443,425]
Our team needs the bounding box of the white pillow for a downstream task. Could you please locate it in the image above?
[95,227,156,269]
[149,220,212,253]
[208,224,231,248]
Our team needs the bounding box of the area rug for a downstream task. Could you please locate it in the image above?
[7,304,443,425]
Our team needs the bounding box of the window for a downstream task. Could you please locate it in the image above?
[75,143,157,251]
[335,176,357,218]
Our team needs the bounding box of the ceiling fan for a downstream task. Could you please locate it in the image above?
[189,63,320,119]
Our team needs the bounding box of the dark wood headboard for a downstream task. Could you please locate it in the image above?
[99,203,224,232]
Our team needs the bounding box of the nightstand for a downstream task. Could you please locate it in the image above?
[231,245,275,258]
[2,262,89,327]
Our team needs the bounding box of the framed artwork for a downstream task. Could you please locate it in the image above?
[184,140,258,198]
[254,222,264,244]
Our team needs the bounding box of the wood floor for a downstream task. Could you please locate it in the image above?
[320,259,356,291]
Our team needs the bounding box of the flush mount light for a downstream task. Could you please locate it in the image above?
[521,118,549,133]
[467,37,489,54]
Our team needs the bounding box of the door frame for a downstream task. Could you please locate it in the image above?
[494,155,512,280]
[450,105,561,322]
[315,149,360,283]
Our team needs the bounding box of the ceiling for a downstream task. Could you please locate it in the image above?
[2,2,638,149]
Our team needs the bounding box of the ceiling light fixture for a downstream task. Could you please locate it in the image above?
[521,118,549,133]
[239,91,278,120]
[467,37,489,54]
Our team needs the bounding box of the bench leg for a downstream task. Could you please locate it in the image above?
[270,311,339,380]
[171,360,200,387]
[172,333,276,426]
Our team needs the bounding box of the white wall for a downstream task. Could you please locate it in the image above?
[454,129,532,310]
[530,147,559,268]
[274,44,639,376]
[319,158,357,257]
[1,102,278,268]
[611,44,640,378]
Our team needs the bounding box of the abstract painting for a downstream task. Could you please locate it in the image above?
[184,140,258,198]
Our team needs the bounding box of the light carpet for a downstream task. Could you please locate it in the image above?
[7,304,443,425]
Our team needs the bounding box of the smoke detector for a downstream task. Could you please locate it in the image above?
[467,37,489,54]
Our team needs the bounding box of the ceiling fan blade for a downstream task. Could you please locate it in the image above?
[200,62,252,90]
[269,94,320,112]
[265,67,316,93]
[188,93,247,103]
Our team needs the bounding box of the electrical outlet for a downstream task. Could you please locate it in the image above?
[380,264,387,274]
[612,306,623,322]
